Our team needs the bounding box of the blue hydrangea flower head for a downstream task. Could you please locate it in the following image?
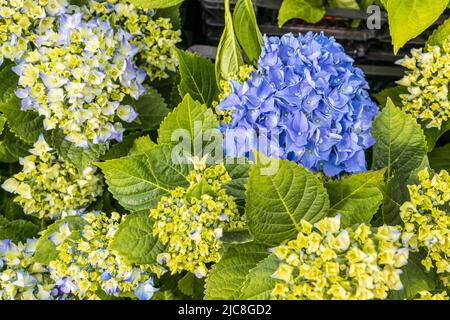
[218,32,379,177]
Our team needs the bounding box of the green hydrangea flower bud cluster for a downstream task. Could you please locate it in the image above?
[150,162,245,278]
[1,135,103,220]
[397,38,450,129]
[0,238,65,300]
[215,65,256,124]
[270,216,409,300]
[48,211,157,300]
[81,0,181,81]
[400,169,450,288]
[0,0,67,65]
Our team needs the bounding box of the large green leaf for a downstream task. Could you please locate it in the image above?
[329,0,359,9]
[0,129,31,163]
[239,254,278,300]
[125,87,169,131]
[246,155,329,246]
[177,272,205,300]
[233,0,263,65]
[384,0,449,54]
[427,17,450,47]
[278,0,326,27]
[223,158,250,201]
[33,216,86,264]
[380,156,430,226]
[325,170,385,226]
[0,96,44,144]
[128,0,184,9]
[129,135,156,155]
[373,86,408,108]
[48,130,109,170]
[110,211,165,264]
[372,98,427,177]
[423,121,450,152]
[157,94,219,156]
[428,143,450,172]
[0,219,39,242]
[0,63,18,102]
[215,0,244,84]
[176,49,218,106]
[205,242,269,300]
[389,251,440,300]
[96,144,191,212]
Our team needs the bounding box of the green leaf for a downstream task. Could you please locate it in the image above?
[427,17,450,47]
[325,170,385,226]
[130,135,156,155]
[176,49,218,106]
[157,94,219,156]
[0,96,44,144]
[246,154,329,246]
[278,0,326,27]
[0,129,31,163]
[128,0,184,9]
[0,63,18,103]
[389,251,440,300]
[49,130,109,170]
[373,86,408,108]
[96,144,191,212]
[178,272,205,299]
[223,158,250,201]
[380,156,430,225]
[422,120,450,152]
[33,216,86,264]
[215,0,244,84]
[0,189,27,221]
[233,0,263,65]
[0,219,39,242]
[372,98,427,177]
[239,254,278,300]
[125,87,169,131]
[110,211,165,264]
[329,0,359,10]
[384,0,449,54]
[205,242,269,300]
[428,143,450,172]
[101,132,145,161]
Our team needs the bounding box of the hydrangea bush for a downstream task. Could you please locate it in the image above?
[0,0,449,302]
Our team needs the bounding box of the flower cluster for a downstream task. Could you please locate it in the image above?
[0,0,68,66]
[12,13,146,148]
[48,211,158,300]
[218,32,379,177]
[400,169,450,287]
[397,38,450,129]
[150,161,245,278]
[81,0,181,81]
[1,135,103,220]
[270,216,409,300]
[0,238,71,300]
[415,291,449,300]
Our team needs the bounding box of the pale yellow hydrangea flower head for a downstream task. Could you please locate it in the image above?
[48,211,156,300]
[400,169,450,288]
[397,38,450,129]
[81,0,182,81]
[1,135,103,220]
[270,215,409,300]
